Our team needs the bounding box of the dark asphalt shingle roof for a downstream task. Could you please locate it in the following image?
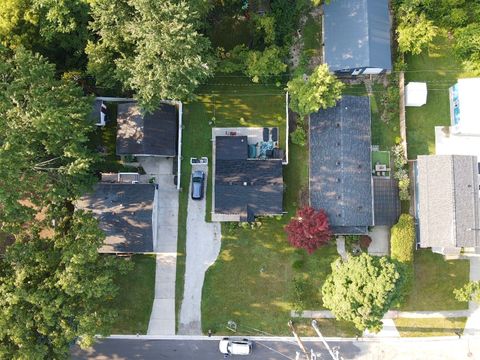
[373,178,401,226]
[116,103,177,156]
[216,136,249,160]
[215,136,283,220]
[309,96,373,234]
[77,183,155,253]
[324,0,392,71]
[417,155,479,248]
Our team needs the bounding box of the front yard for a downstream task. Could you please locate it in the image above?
[399,250,469,311]
[110,255,156,334]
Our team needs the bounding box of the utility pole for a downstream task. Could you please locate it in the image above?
[311,320,339,360]
[288,320,310,360]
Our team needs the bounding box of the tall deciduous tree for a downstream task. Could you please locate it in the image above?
[396,9,438,55]
[454,23,480,74]
[87,0,215,111]
[287,64,344,117]
[0,211,130,359]
[0,0,90,69]
[285,206,331,254]
[322,254,403,332]
[0,46,96,228]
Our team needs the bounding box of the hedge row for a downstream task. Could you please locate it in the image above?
[390,214,416,263]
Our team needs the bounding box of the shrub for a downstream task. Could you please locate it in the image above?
[391,144,410,200]
[359,235,372,251]
[290,126,306,146]
[285,206,332,254]
[390,214,416,302]
[390,214,415,264]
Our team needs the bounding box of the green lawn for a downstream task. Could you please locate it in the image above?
[405,32,476,158]
[399,249,469,311]
[295,318,359,338]
[175,76,288,329]
[394,317,466,337]
[110,255,156,334]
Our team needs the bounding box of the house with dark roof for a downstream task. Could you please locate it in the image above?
[309,95,400,235]
[416,155,480,257]
[323,0,392,75]
[77,179,158,253]
[116,102,178,157]
[212,131,284,222]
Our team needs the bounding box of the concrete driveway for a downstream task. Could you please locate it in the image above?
[139,157,179,336]
[179,165,221,335]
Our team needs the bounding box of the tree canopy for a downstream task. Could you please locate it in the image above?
[396,9,437,55]
[0,46,96,228]
[0,0,90,69]
[322,254,403,332]
[287,64,344,117]
[0,211,130,359]
[87,0,215,111]
[285,206,331,254]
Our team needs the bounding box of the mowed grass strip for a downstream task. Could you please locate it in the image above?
[394,317,467,337]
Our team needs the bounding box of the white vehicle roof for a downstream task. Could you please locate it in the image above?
[219,338,251,355]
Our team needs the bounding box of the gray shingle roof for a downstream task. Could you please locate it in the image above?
[116,103,177,156]
[309,96,373,234]
[77,183,155,253]
[214,136,283,220]
[323,0,392,71]
[373,178,401,226]
[417,155,479,249]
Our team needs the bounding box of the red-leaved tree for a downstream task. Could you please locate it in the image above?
[285,206,332,254]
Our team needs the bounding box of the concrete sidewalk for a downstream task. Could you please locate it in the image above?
[465,257,480,336]
[292,309,472,319]
[179,165,221,335]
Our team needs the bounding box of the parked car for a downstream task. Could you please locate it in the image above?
[218,337,252,356]
[191,170,205,200]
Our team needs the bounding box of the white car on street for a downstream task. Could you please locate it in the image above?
[218,337,252,356]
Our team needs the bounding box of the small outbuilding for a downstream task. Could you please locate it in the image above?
[405,82,427,107]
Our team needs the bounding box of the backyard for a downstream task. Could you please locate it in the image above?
[405,32,476,159]
[110,255,156,334]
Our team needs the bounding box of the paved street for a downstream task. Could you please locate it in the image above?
[71,338,360,360]
[71,336,480,360]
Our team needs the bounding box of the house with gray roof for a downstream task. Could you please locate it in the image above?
[310,96,374,234]
[416,155,480,257]
[116,102,178,157]
[323,0,392,75]
[212,134,284,222]
[77,180,158,253]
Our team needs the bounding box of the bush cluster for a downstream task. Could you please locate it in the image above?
[391,144,410,201]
